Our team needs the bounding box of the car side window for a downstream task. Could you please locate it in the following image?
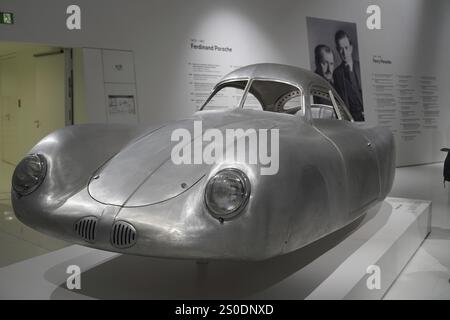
[310,89,337,120]
[329,91,352,121]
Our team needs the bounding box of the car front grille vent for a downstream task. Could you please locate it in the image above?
[111,221,137,248]
[74,217,98,242]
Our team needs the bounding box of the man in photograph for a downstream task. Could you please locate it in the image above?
[314,44,335,85]
[333,30,365,121]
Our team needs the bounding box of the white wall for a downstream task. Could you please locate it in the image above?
[73,48,87,124]
[1,0,449,165]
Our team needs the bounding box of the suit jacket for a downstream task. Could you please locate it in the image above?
[333,60,364,121]
[444,151,450,182]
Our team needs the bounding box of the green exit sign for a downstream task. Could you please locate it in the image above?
[0,12,14,24]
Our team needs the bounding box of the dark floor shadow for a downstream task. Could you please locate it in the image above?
[47,202,392,299]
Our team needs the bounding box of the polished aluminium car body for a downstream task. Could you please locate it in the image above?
[11,63,395,261]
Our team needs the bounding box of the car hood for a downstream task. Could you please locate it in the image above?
[88,109,286,207]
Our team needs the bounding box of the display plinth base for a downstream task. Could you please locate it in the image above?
[306,197,431,299]
[0,197,431,300]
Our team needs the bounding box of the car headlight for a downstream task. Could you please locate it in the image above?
[205,168,250,220]
[12,154,47,196]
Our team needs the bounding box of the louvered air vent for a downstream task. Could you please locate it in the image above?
[111,221,137,248]
[74,217,98,242]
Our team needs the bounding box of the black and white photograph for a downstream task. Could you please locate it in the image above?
[306,17,365,121]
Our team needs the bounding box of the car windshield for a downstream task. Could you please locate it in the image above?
[201,79,304,116]
[200,80,247,110]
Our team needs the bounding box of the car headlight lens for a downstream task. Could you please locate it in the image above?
[205,169,250,219]
[12,154,47,196]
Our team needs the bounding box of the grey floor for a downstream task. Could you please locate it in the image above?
[0,162,449,299]
[0,201,67,268]
[0,161,67,268]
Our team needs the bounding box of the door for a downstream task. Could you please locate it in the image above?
[33,52,66,145]
[0,56,21,166]
[1,51,66,161]
[314,119,380,215]
[0,46,67,197]
[310,88,379,215]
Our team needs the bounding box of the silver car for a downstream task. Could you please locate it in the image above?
[11,63,395,260]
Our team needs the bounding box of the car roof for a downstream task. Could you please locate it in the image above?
[218,63,332,92]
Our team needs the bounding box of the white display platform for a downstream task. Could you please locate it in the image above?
[0,197,431,300]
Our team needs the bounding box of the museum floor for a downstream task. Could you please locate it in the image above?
[0,161,67,267]
[0,162,449,299]
[384,163,450,299]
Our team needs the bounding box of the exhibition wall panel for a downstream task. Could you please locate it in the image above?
[0,0,449,165]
